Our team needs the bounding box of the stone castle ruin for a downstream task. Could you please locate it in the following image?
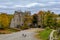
[10,11,31,28]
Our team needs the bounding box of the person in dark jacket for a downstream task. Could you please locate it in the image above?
[22,34,26,37]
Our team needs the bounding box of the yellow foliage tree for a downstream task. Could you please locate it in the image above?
[1,13,9,28]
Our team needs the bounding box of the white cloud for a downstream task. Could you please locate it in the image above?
[0,2,59,9]
[0,2,13,5]
[14,5,24,7]
[0,5,7,8]
[52,8,60,10]
[25,3,38,7]
[4,2,13,5]
[0,3,45,9]
[48,2,60,4]
[0,2,55,8]
[43,8,60,11]
[13,3,45,8]
[14,3,39,8]
[13,2,57,8]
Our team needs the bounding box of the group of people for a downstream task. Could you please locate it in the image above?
[22,34,27,37]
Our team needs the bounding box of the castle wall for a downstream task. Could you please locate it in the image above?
[10,11,31,28]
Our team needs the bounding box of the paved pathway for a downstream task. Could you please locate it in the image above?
[0,28,41,40]
[49,30,56,40]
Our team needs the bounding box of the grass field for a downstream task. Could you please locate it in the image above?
[37,28,52,40]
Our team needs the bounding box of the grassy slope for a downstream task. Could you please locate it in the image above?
[37,28,52,40]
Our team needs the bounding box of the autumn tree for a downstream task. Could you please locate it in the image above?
[57,16,60,28]
[1,13,10,28]
[8,14,13,26]
[37,11,45,28]
[24,11,32,25]
[32,14,38,28]
[44,11,58,29]
[0,14,1,23]
[21,11,32,29]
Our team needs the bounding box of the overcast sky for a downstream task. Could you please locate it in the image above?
[0,0,60,14]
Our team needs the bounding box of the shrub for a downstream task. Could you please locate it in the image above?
[20,24,30,30]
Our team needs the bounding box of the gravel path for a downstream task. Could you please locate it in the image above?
[0,28,40,40]
[49,30,56,40]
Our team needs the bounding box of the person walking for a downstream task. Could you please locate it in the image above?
[22,34,26,37]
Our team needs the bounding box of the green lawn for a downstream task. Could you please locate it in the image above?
[37,28,52,40]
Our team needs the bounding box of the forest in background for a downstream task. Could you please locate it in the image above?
[0,10,60,30]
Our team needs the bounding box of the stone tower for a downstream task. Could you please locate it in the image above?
[10,11,31,28]
[10,11,24,28]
